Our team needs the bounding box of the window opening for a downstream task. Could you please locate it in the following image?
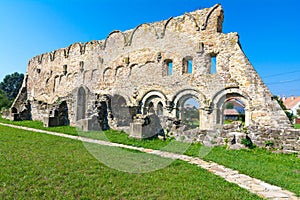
[210,56,217,74]
[187,59,193,74]
[167,61,173,76]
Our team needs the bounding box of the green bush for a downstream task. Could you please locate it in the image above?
[265,141,274,147]
[241,136,255,149]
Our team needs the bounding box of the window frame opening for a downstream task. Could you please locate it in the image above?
[210,55,217,74]
[163,59,173,76]
[182,56,193,74]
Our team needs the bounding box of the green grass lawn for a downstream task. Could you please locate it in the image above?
[294,124,300,129]
[0,117,299,196]
[186,144,300,196]
[0,125,261,199]
[0,117,78,135]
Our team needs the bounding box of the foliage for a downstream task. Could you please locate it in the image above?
[0,125,261,199]
[0,116,78,136]
[294,124,300,129]
[202,146,300,196]
[0,118,299,196]
[285,111,295,123]
[241,136,255,149]
[182,107,199,129]
[225,102,234,109]
[273,95,294,123]
[224,120,232,124]
[0,72,24,101]
[274,95,285,109]
[0,89,11,109]
[264,141,274,147]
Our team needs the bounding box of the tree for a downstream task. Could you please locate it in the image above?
[0,89,10,109]
[274,95,294,122]
[0,72,24,101]
[225,102,234,109]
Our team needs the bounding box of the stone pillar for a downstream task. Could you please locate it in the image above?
[171,107,177,118]
[200,106,219,131]
[199,109,205,129]
[199,108,211,130]
[245,108,251,127]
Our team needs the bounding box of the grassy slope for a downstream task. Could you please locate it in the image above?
[0,117,299,196]
[0,125,261,199]
[0,117,78,135]
[187,145,300,196]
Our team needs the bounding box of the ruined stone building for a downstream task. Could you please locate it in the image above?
[7,4,298,149]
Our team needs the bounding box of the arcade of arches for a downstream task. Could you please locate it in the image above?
[72,87,252,134]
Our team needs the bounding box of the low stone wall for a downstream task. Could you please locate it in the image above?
[171,123,300,152]
[247,126,300,152]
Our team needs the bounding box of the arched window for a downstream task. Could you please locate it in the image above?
[223,97,245,124]
[181,97,200,129]
[103,68,114,84]
[148,102,154,113]
[157,102,163,116]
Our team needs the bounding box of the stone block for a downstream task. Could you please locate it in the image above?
[129,122,143,139]
[43,117,59,127]
[77,117,101,132]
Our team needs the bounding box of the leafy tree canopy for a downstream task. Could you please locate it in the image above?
[0,89,10,109]
[273,95,294,122]
[0,72,24,101]
[225,102,234,109]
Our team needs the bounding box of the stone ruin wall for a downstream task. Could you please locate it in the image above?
[8,4,299,150]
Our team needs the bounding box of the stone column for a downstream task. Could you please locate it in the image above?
[245,108,251,127]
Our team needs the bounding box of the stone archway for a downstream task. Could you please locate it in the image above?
[223,97,246,124]
[172,91,203,129]
[140,90,167,115]
[212,88,251,127]
[180,97,200,129]
[110,94,133,126]
[172,89,206,127]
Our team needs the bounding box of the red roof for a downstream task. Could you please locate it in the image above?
[283,96,300,109]
[224,109,239,116]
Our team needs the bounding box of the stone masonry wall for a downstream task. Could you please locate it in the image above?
[171,124,300,152]
[9,4,292,134]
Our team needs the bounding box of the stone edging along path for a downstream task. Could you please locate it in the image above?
[0,122,299,200]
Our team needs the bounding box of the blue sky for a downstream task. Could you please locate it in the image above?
[0,0,299,97]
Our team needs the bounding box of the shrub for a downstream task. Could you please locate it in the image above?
[241,135,255,149]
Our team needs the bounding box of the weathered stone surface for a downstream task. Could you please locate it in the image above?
[5,4,299,149]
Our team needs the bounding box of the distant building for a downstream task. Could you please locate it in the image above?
[283,96,300,117]
[224,109,239,121]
